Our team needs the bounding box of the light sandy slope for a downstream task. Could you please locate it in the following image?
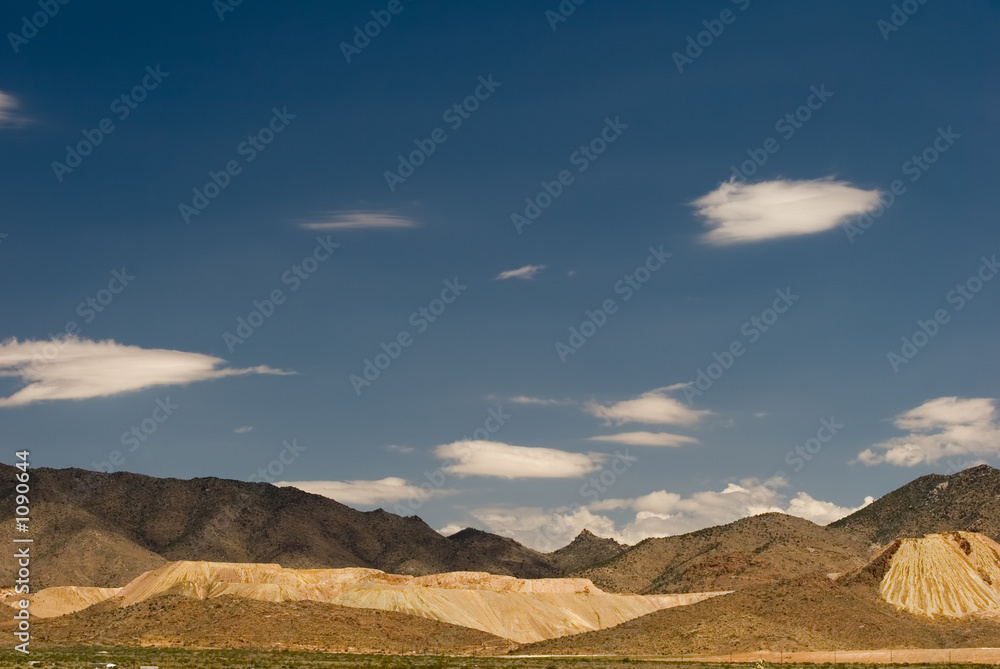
[0,586,122,618]
[880,531,1000,617]
[29,561,725,643]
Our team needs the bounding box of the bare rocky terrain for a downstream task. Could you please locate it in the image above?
[573,512,870,594]
[12,463,1000,656]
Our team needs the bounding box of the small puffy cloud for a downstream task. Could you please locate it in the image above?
[298,211,417,231]
[693,178,881,245]
[785,492,874,525]
[855,397,1000,467]
[468,478,871,550]
[435,440,605,479]
[386,444,415,454]
[585,388,709,426]
[0,92,27,128]
[438,523,466,536]
[495,265,546,281]
[234,426,254,434]
[509,395,573,406]
[470,505,621,551]
[280,477,453,505]
[0,337,290,408]
[587,431,697,447]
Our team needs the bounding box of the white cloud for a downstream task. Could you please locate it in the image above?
[785,492,875,525]
[298,211,417,231]
[466,478,871,551]
[0,337,290,408]
[509,395,573,406]
[855,396,1000,467]
[469,506,621,551]
[693,178,881,245]
[280,477,453,506]
[234,426,254,434]
[386,444,415,454]
[585,388,709,426]
[587,431,697,447]
[495,265,546,281]
[435,440,605,479]
[438,523,466,536]
[0,92,26,128]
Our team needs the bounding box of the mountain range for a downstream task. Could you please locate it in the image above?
[8,463,1000,655]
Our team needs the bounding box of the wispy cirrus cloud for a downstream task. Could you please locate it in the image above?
[495,264,546,281]
[693,178,881,245]
[234,426,254,434]
[280,477,453,505]
[0,337,290,408]
[0,92,27,128]
[435,440,605,479]
[855,396,1000,467]
[585,387,709,426]
[298,211,418,231]
[509,395,574,406]
[587,431,697,447]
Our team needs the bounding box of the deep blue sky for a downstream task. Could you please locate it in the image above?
[2,0,998,549]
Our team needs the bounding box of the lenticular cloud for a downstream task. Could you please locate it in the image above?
[0,336,289,407]
[693,177,882,245]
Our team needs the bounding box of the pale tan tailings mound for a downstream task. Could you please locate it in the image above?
[40,560,726,644]
[0,586,122,618]
[880,531,1000,617]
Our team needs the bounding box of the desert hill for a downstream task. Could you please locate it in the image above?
[517,572,1000,656]
[574,513,869,594]
[545,528,628,573]
[22,560,726,644]
[832,465,1000,545]
[0,463,574,588]
[27,594,514,655]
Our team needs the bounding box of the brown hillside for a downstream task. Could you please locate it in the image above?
[0,464,573,588]
[832,465,1000,545]
[517,573,1000,656]
[27,594,514,655]
[574,513,869,594]
[546,529,627,573]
